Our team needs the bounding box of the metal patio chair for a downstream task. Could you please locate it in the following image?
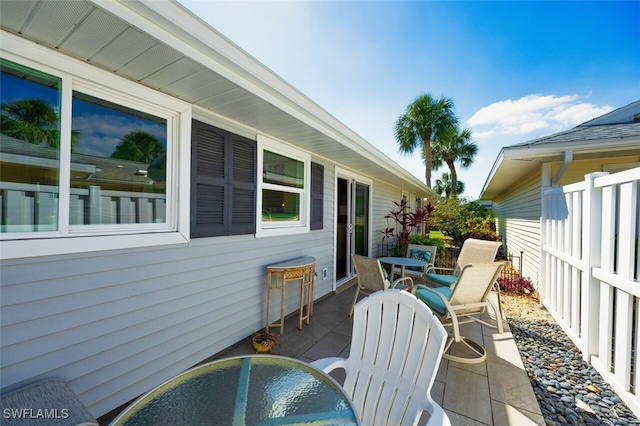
[424,238,505,321]
[415,261,507,364]
[424,238,501,288]
[349,254,413,316]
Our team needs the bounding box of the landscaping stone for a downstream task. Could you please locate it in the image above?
[502,293,640,426]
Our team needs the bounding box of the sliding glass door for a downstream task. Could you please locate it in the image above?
[336,174,370,284]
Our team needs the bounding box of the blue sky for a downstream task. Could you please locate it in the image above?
[178,0,640,198]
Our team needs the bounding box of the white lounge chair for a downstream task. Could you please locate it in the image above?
[424,238,505,321]
[415,261,507,364]
[424,238,501,288]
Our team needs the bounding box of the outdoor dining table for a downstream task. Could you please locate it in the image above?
[109,354,359,426]
[378,256,429,279]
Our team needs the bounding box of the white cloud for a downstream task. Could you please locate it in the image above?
[467,94,614,140]
[456,94,615,198]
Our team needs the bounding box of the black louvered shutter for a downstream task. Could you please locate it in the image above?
[310,162,324,230]
[229,135,256,235]
[191,120,256,237]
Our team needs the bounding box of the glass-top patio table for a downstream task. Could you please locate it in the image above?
[378,256,429,279]
[109,354,359,426]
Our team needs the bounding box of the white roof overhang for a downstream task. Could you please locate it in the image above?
[480,135,640,200]
[0,0,434,198]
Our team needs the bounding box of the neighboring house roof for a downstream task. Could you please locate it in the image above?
[1,134,158,187]
[480,100,640,199]
[0,0,435,198]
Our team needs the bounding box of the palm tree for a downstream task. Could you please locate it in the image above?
[394,93,458,188]
[434,172,466,198]
[1,98,60,147]
[111,130,164,164]
[1,98,80,149]
[432,125,477,197]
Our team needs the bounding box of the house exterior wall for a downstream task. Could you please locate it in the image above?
[492,167,543,284]
[0,199,334,419]
[492,155,639,287]
[372,182,405,238]
[0,153,415,419]
[371,180,410,256]
[0,8,431,418]
[553,156,640,186]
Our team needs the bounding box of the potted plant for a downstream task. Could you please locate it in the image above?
[252,333,277,353]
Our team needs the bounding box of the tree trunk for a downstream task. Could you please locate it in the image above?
[447,159,458,196]
[423,134,432,188]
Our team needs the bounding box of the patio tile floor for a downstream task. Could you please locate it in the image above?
[100,283,544,425]
[207,283,545,425]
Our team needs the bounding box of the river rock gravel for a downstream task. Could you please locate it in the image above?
[501,292,639,426]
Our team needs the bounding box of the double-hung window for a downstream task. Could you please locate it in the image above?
[1,41,188,259]
[257,135,311,237]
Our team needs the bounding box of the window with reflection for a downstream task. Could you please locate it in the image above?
[0,59,61,233]
[1,56,175,238]
[70,92,167,225]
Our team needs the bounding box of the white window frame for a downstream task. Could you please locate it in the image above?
[1,32,191,260]
[256,134,311,238]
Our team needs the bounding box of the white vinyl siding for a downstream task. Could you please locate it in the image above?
[371,181,412,256]
[492,167,542,285]
[0,226,336,418]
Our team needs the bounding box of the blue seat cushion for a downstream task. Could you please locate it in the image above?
[415,286,452,316]
[407,249,432,272]
[426,273,457,287]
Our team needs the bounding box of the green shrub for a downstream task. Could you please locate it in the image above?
[461,217,498,243]
[430,197,496,247]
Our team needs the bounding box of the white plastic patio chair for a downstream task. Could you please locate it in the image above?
[312,289,451,426]
[349,254,414,316]
[415,261,507,364]
[390,244,437,282]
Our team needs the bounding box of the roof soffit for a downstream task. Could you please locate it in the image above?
[0,0,434,197]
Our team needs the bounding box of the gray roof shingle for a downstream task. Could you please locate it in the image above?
[510,122,640,148]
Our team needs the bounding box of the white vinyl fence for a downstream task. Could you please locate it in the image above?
[1,181,165,231]
[541,167,640,416]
